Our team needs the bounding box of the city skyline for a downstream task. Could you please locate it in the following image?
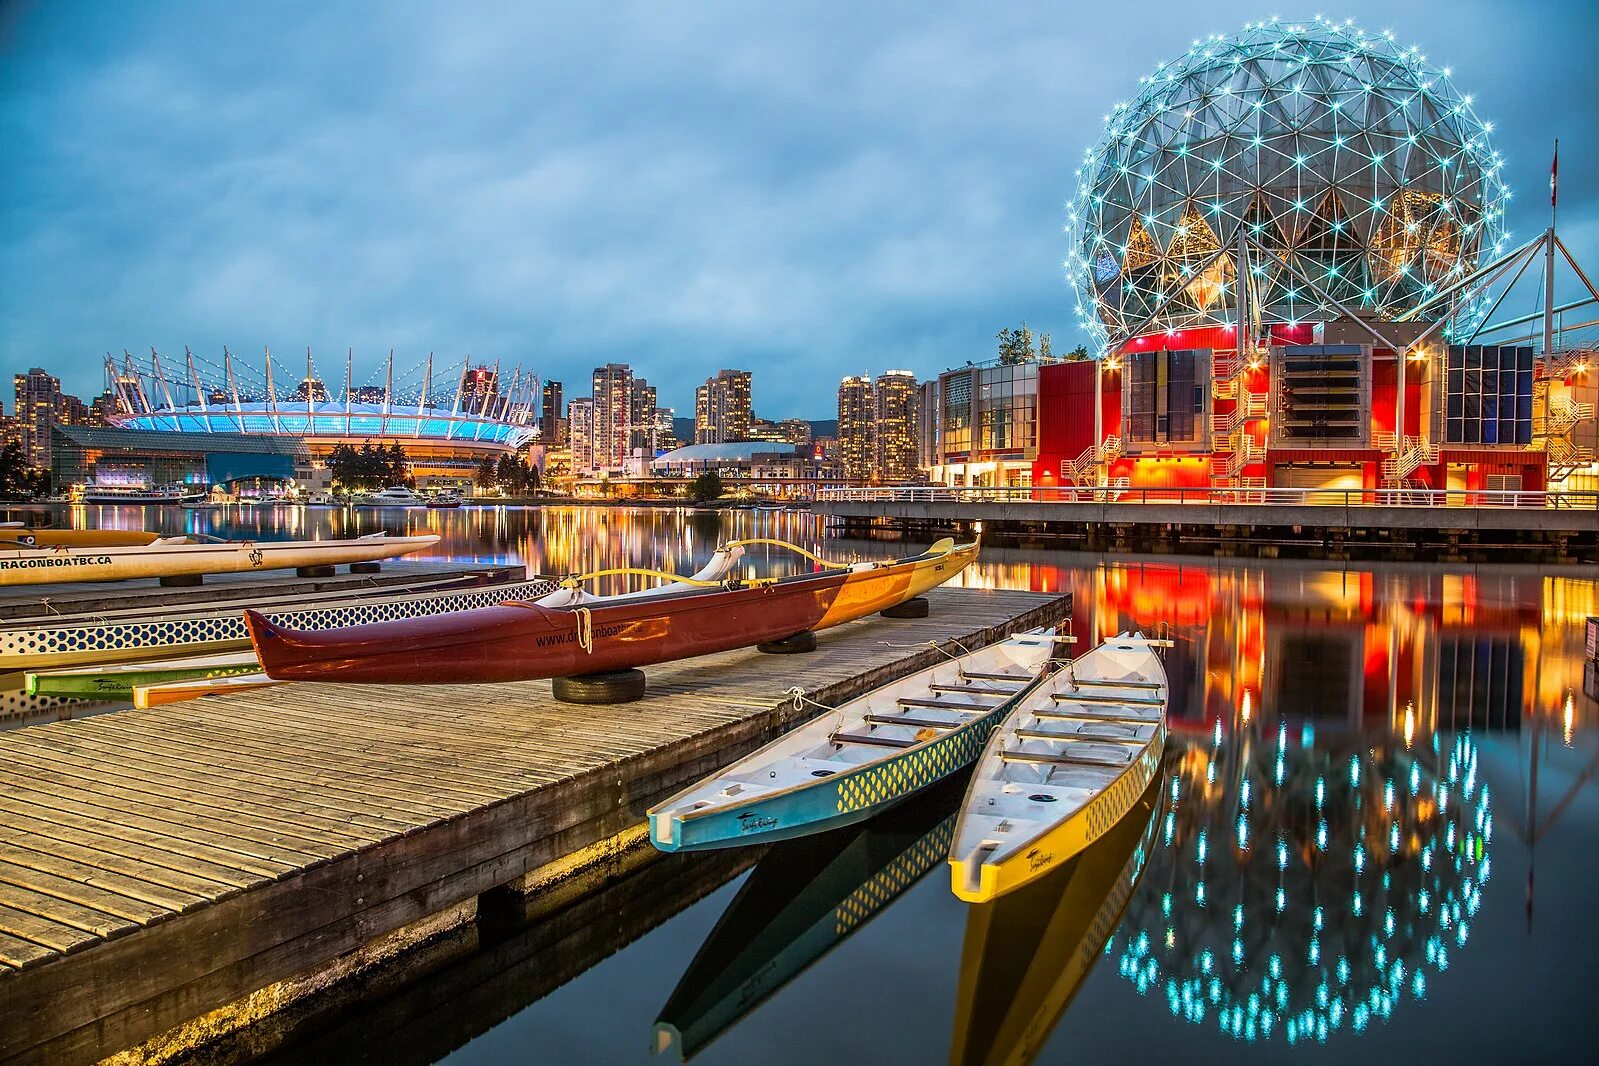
[3,2,1595,415]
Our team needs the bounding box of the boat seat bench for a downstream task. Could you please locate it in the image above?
[1063,677,1163,690]
[1014,727,1149,746]
[897,696,994,713]
[830,731,917,749]
[863,713,960,730]
[928,682,1018,695]
[1033,707,1160,725]
[1050,692,1163,707]
[1000,748,1130,769]
[960,671,1032,683]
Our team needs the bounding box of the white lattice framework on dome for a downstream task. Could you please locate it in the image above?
[1067,16,1511,354]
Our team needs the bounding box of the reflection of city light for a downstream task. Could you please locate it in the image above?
[1565,692,1576,748]
[1404,703,1415,748]
[1112,733,1491,1047]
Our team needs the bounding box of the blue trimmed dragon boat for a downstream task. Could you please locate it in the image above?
[647,630,1059,852]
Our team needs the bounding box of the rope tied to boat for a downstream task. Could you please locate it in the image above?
[877,636,975,662]
[784,685,847,734]
[574,606,594,653]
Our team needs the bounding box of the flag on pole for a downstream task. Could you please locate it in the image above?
[1551,139,1559,208]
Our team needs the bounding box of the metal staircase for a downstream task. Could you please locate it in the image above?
[1382,435,1440,483]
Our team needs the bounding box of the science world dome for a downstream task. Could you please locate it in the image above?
[1067,16,1512,352]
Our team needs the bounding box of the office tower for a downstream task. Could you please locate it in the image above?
[590,363,633,470]
[540,380,565,444]
[873,370,919,481]
[694,369,752,444]
[12,367,62,469]
[837,375,874,480]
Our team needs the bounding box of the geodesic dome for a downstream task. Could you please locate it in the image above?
[1067,16,1511,353]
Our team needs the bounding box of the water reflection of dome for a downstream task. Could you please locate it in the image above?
[1109,729,1490,1045]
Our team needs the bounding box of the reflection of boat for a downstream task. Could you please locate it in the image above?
[654,775,967,1061]
[0,574,558,670]
[26,651,261,699]
[951,633,1167,902]
[949,772,1163,1066]
[0,527,162,548]
[246,538,979,685]
[649,625,1051,851]
[80,484,203,504]
[0,531,437,588]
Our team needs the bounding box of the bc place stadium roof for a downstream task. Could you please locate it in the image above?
[115,401,538,448]
[103,350,542,450]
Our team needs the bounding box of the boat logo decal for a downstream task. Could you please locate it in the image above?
[247,546,265,567]
[533,621,628,649]
[736,812,778,833]
[0,554,113,571]
[1025,847,1054,872]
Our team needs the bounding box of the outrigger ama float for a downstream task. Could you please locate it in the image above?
[0,531,437,587]
[245,537,979,687]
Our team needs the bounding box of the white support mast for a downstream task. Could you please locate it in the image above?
[187,347,214,433]
[224,346,244,430]
[381,349,394,437]
[416,351,433,437]
[345,348,353,435]
[150,348,182,432]
[264,346,283,435]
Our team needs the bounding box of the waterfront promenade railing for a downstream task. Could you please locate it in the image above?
[817,485,1599,510]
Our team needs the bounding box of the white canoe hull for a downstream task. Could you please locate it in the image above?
[0,533,438,587]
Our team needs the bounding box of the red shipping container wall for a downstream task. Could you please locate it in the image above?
[1033,362,1120,485]
[1369,358,1423,437]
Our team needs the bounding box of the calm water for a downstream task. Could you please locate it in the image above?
[20,504,1599,1063]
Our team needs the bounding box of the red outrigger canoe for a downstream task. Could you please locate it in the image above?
[244,538,979,685]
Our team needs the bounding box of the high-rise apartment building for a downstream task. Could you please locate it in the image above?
[873,370,919,481]
[694,369,752,444]
[567,397,596,474]
[590,363,633,470]
[630,378,659,455]
[13,368,63,469]
[462,365,499,416]
[540,381,565,445]
[837,375,874,480]
[91,391,123,427]
[654,407,678,451]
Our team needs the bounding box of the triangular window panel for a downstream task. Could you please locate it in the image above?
[1124,217,1159,272]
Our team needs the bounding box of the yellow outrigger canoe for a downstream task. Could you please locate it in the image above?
[0,528,164,548]
[949,632,1169,903]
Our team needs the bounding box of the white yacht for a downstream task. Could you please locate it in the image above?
[360,486,427,507]
[81,484,205,505]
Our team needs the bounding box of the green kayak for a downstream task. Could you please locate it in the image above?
[26,652,260,699]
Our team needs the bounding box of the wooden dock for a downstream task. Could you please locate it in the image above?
[0,585,1068,1064]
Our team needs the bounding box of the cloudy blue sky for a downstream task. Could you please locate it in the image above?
[2,0,1595,418]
